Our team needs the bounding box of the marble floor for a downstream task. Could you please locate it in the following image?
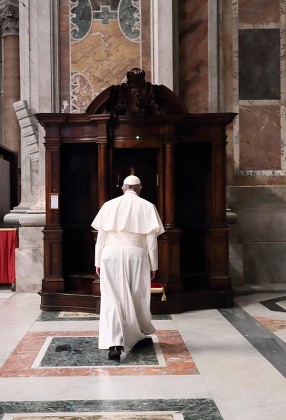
[1,287,286,419]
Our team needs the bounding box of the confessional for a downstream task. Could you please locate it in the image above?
[36,68,236,314]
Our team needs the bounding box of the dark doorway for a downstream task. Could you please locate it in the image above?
[60,144,98,291]
[112,148,158,205]
[174,142,211,289]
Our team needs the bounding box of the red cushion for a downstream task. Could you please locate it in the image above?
[151,280,164,290]
[151,281,167,301]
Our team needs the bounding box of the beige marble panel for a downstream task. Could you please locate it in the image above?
[227,185,286,241]
[15,227,43,293]
[16,247,43,293]
[239,105,281,171]
[227,185,286,284]
[238,0,280,25]
[244,242,286,283]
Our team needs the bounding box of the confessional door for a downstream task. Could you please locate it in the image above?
[60,145,160,292]
[60,143,98,293]
[174,142,211,289]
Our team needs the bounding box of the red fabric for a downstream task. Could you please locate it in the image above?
[0,229,18,284]
[151,280,164,290]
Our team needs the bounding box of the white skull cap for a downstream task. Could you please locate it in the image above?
[123,175,141,185]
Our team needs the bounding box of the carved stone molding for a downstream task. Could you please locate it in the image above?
[0,0,19,36]
[13,100,39,163]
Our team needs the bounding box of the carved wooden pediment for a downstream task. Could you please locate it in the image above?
[86,68,188,116]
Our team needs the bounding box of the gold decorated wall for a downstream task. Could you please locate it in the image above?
[59,0,151,113]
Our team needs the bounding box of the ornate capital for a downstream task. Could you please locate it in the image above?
[0,1,19,36]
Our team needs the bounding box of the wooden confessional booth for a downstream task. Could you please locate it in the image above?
[36,68,236,314]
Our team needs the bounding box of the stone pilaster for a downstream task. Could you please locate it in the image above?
[151,0,176,91]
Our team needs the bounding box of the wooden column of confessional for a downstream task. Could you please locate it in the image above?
[97,120,110,206]
[42,116,66,294]
[158,130,183,293]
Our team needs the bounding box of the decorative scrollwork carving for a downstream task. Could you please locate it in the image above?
[106,68,164,117]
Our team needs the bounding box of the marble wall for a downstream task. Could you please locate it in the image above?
[226,0,286,286]
[178,0,209,112]
[175,0,286,286]
[230,0,286,182]
[11,0,286,291]
[228,186,286,284]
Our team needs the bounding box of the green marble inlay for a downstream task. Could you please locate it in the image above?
[118,0,140,42]
[37,312,171,321]
[94,6,118,23]
[0,399,223,419]
[40,337,159,367]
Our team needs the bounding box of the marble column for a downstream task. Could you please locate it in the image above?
[0,0,20,180]
[4,0,56,292]
[151,0,176,91]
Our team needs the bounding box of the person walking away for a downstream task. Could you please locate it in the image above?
[91,175,165,360]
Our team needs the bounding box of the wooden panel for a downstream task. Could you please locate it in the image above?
[208,227,231,290]
[158,229,182,292]
[60,144,98,284]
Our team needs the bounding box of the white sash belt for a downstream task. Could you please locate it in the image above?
[105,231,146,248]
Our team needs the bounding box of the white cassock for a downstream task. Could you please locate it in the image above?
[91,190,165,352]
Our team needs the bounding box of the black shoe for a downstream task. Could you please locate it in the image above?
[133,337,153,349]
[108,346,122,360]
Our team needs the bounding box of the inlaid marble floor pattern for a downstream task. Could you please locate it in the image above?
[1,287,286,419]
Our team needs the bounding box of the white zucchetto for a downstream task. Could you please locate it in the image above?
[123,175,141,185]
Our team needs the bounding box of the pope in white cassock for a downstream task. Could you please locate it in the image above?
[91,175,165,360]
